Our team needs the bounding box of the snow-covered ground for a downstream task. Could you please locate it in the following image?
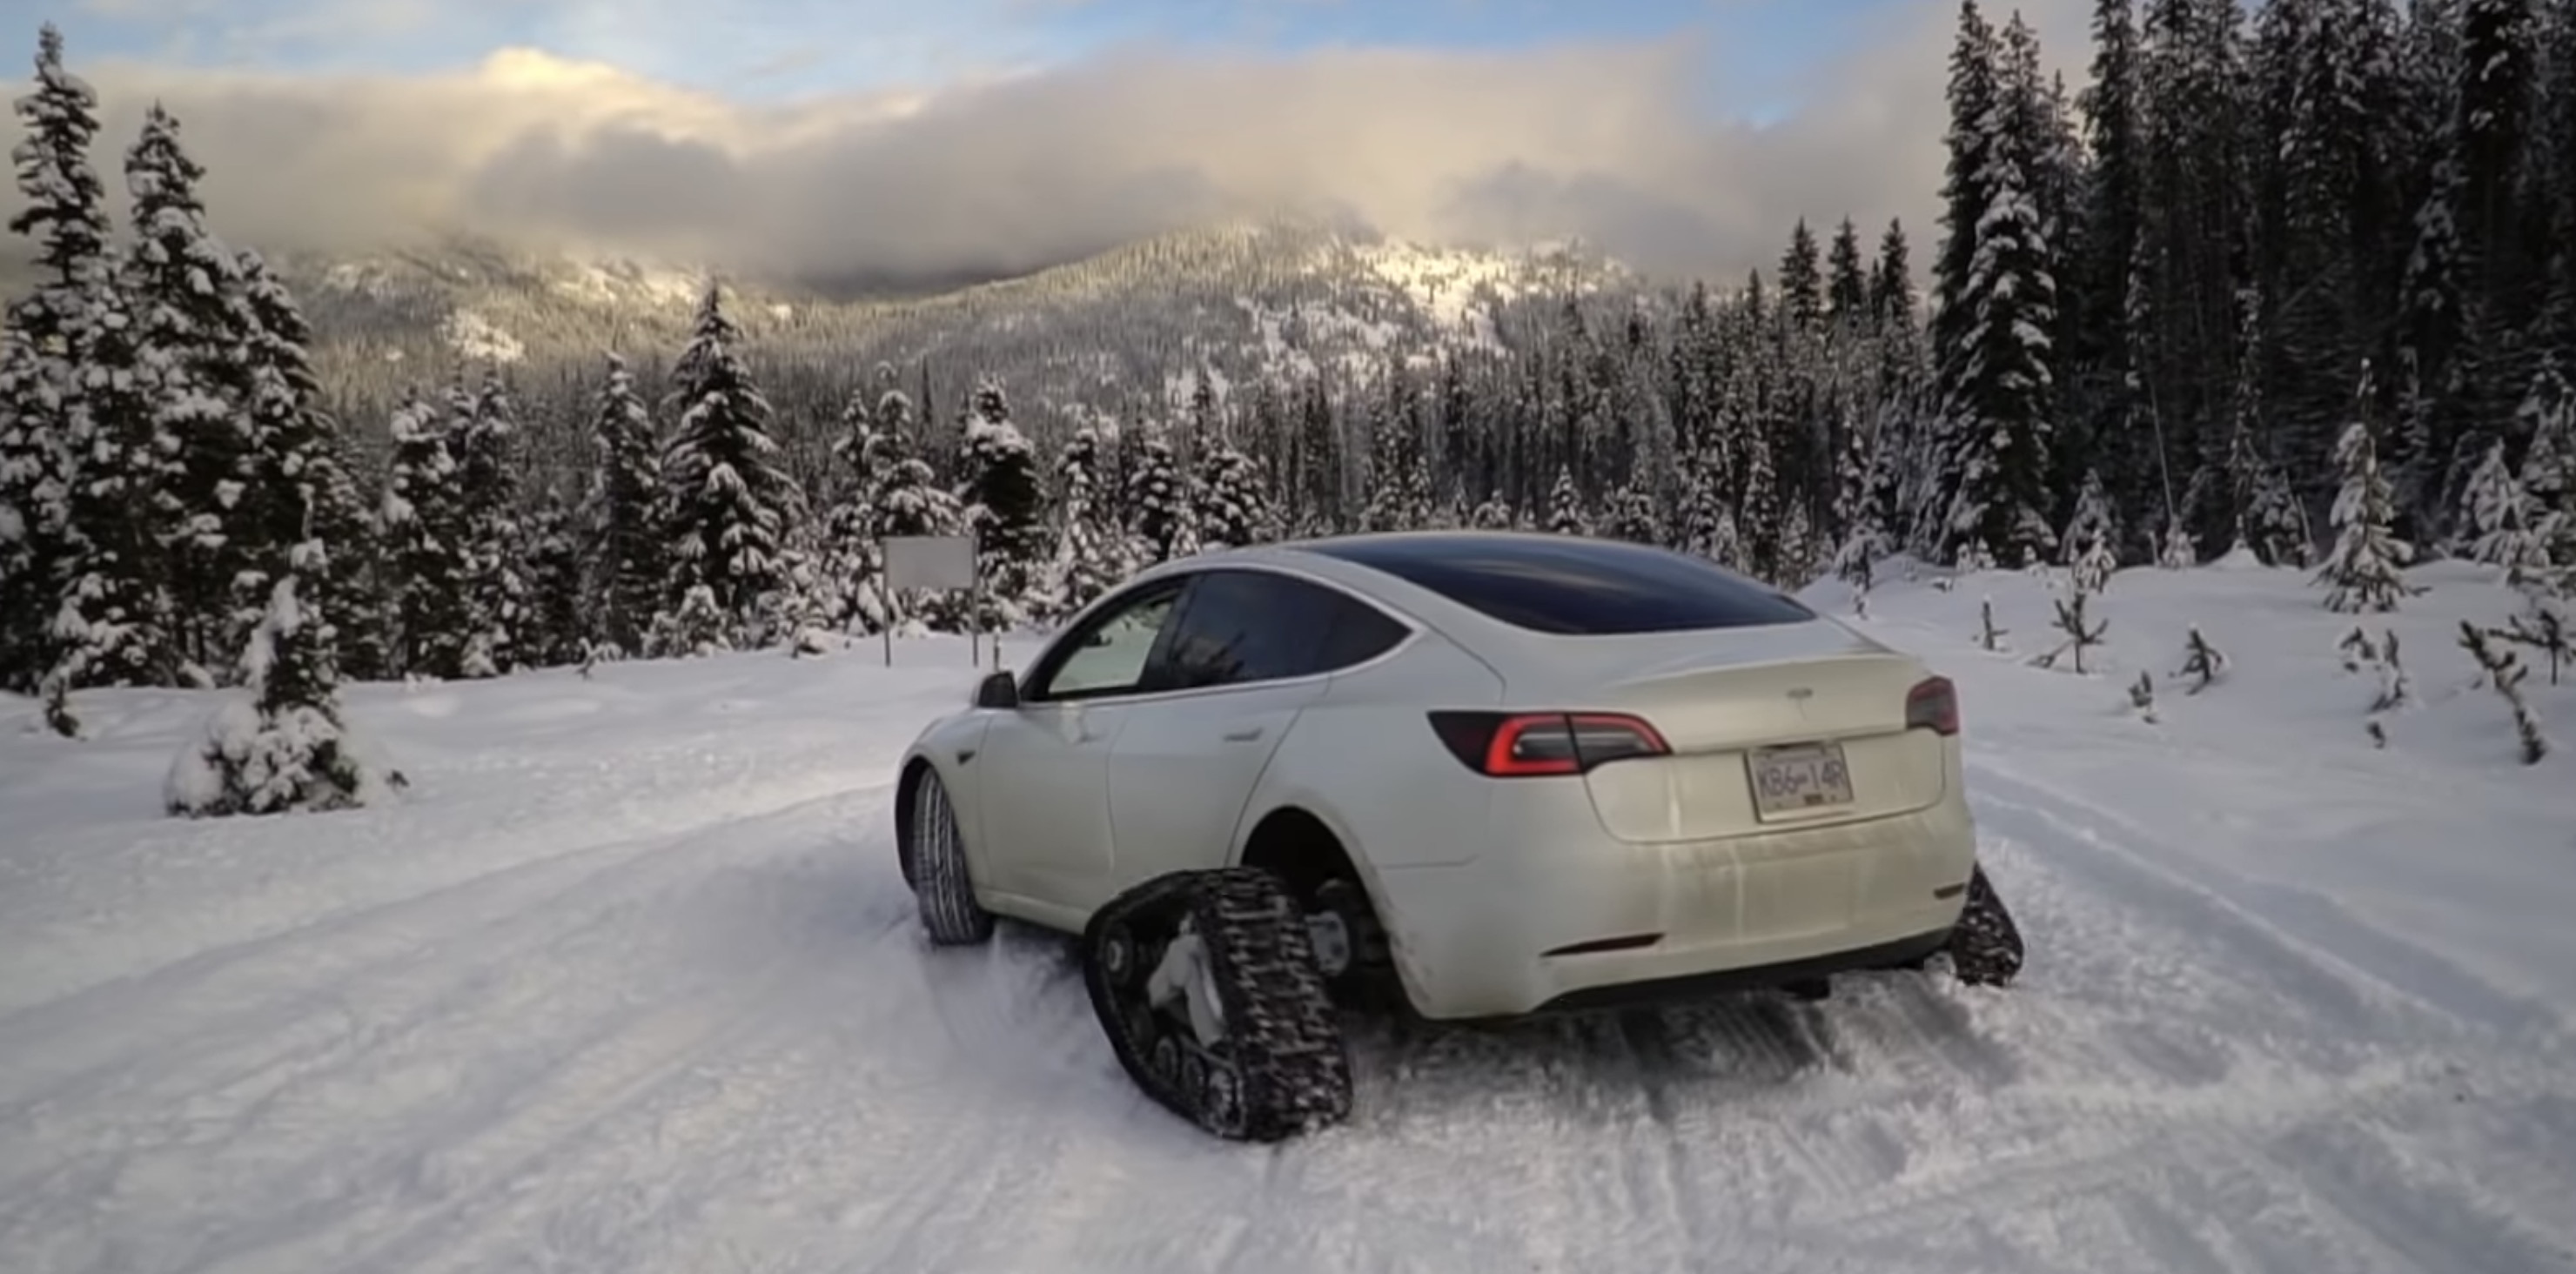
[5,559,2574,1274]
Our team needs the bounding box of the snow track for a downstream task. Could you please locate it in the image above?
[7,578,2576,1272]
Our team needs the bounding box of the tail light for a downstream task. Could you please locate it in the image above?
[1426,711,1669,777]
[1907,675,1960,735]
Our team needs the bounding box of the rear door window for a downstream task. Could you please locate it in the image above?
[1152,570,1410,691]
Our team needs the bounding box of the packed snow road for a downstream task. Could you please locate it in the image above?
[5,565,2576,1274]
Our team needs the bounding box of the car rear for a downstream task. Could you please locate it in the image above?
[1287,533,1979,1019]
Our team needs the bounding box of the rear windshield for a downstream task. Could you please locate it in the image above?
[1305,534,1817,635]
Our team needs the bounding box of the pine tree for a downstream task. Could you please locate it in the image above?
[1362,371,1433,532]
[519,485,587,668]
[41,273,169,707]
[1871,218,1918,334]
[1826,218,1871,331]
[447,370,525,677]
[164,560,378,815]
[956,378,1049,624]
[1047,426,1124,617]
[1933,1,2005,402]
[656,282,802,642]
[1546,465,1587,534]
[1941,10,2062,567]
[2060,468,2121,565]
[3,23,114,694]
[2459,441,2551,574]
[580,353,662,657]
[815,384,887,634]
[1125,426,1193,561]
[1194,435,1273,551]
[1780,218,1825,332]
[232,249,366,680]
[377,392,470,679]
[2317,365,2418,611]
[123,103,254,681]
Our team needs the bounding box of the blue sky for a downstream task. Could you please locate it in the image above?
[53,0,1910,120]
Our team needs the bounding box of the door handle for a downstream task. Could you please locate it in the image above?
[1222,727,1264,742]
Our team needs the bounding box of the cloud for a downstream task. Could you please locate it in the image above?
[6,2,2094,290]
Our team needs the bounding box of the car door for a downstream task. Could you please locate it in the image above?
[1101,569,1355,896]
[975,577,1188,910]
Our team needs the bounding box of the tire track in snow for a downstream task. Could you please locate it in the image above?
[0,774,897,1125]
[0,787,897,1274]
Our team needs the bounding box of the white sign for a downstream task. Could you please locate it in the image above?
[882,534,977,592]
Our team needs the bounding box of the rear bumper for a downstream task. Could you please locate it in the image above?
[1370,789,1978,1020]
[1529,925,1950,1015]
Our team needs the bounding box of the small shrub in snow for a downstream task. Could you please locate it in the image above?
[2156,516,2197,571]
[2029,587,2108,674]
[2072,533,2116,594]
[165,573,379,817]
[1977,597,2009,652]
[2494,602,2569,686]
[2458,622,2549,765]
[2128,671,2158,723]
[2176,627,2228,694]
[2338,627,2411,714]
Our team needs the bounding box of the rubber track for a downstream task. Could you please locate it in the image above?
[1082,868,1354,1142]
[1946,863,2024,987]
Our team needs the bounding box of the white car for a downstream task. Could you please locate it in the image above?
[895,531,2023,1140]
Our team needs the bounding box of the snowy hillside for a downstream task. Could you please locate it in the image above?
[3,558,2573,1274]
[124,218,1640,428]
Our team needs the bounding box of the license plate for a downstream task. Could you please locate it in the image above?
[1748,741,1855,818]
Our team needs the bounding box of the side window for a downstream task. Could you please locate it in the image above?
[1315,591,1407,669]
[1028,582,1184,701]
[1155,571,1409,691]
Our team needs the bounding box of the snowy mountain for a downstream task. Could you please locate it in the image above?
[44,216,1648,425]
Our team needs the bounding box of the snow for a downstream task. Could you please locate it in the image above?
[437,309,526,364]
[6,560,2576,1273]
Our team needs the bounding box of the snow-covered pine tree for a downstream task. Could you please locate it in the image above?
[164,533,378,816]
[1361,371,1434,533]
[580,352,662,659]
[40,273,170,711]
[2157,513,2198,569]
[122,102,254,682]
[815,385,888,634]
[1194,433,1274,551]
[1470,491,1514,530]
[955,378,1049,627]
[518,484,587,668]
[1941,9,2062,569]
[376,392,470,679]
[1546,465,1587,534]
[2316,365,2418,612]
[447,370,526,677]
[2459,440,2551,576]
[655,281,803,646]
[0,327,71,695]
[1046,425,1124,618]
[5,23,120,695]
[2074,526,2119,593]
[2059,468,2120,566]
[231,248,368,680]
[1605,486,1660,545]
[1124,425,1193,563]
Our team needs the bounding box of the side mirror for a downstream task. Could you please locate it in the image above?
[973,670,1021,710]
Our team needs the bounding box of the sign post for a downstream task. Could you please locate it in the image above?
[879,534,979,667]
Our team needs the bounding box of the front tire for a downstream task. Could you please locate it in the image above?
[907,768,995,946]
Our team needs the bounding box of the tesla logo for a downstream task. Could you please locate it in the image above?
[1786,687,1815,701]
